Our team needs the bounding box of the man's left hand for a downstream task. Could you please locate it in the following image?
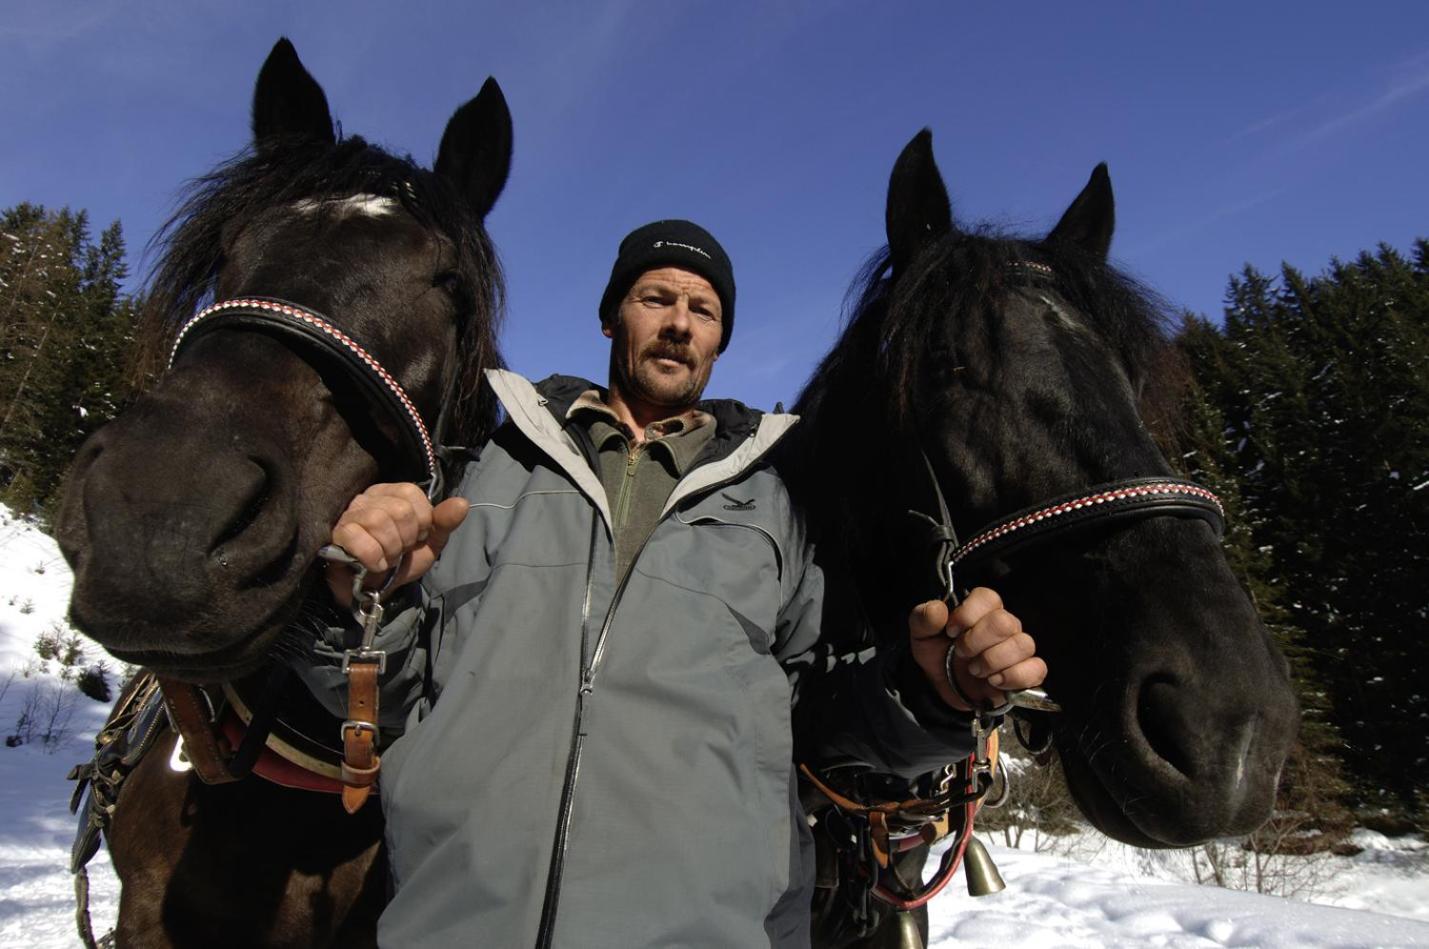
[908,588,1047,712]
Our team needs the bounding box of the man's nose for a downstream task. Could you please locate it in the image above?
[662,300,693,337]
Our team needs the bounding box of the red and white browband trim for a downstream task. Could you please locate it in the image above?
[951,481,1223,566]
[168,298,438,484]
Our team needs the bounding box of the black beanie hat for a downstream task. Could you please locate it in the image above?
[598,219,736,352]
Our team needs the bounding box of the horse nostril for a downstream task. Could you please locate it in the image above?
[208,456,274,560]
[1136,673,1196,780]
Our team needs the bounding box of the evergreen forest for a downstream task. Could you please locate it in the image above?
[0,204,141,517]
[1,200,1425,838]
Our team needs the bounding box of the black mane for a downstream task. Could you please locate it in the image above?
[137,134,505,446]
[799,228,1172,439]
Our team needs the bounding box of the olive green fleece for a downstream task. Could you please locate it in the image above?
[572,399,717,581]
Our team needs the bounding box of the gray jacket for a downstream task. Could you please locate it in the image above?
[295,369,972,949]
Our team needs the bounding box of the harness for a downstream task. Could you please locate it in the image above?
[67,295,461,943]
[66,676,166,949]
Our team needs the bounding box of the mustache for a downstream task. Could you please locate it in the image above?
[642,340,694,367]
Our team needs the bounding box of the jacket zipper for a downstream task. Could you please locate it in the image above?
[532,425,788,948]
[678,514,786,582]
[535,516,644,949]
[534,509,600,949]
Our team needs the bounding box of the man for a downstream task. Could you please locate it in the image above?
[310,220,1046,948]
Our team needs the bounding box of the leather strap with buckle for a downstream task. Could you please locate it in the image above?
[339,591,387,813]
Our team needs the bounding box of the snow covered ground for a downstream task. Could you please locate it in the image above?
[3,504,1428,947]
[0,507,118,946]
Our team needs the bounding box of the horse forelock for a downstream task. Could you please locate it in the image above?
[135,134,505,449]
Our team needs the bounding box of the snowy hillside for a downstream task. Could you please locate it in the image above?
[2,504,1427,947]
[0,507,118,945]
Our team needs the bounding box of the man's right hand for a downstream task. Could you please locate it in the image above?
[325,483,470,608]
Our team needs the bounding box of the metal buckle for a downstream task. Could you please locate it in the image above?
[340,719,380,744]
[340,648,387,675]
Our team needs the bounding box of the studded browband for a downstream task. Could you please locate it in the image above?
[169,296,443,496]
[911,450,1225,610]
[953,477,1224,569]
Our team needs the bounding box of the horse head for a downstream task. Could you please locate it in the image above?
[56,39,510,683]
[796,131,1298,849]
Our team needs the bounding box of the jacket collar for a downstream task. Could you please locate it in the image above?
[529,373,767,462]
[484,369,799,524]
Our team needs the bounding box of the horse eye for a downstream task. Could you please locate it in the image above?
[434,271,464,297]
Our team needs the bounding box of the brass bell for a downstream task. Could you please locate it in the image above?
[894,909,926,949]
[962,835,1006,896]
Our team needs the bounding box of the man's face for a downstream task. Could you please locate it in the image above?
[605,266,723,413]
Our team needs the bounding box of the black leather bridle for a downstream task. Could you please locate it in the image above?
[908,447,1225,716]
[910,450,1225,607]
[169,296,458,501]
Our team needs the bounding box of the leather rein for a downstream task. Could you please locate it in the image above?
[157,296,460,812]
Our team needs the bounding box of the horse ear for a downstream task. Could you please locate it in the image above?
[1047,163,1115,259]
[886,129,952,274]
[435,78,513,220]
[252,38,336,148]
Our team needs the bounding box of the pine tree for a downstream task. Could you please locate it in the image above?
[0,204,139,519]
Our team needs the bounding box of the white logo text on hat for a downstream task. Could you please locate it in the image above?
[652,240,711,260]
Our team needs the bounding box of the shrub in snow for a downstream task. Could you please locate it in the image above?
[76,662,111,703]
[32,625,88,680]
[58,631,85,674]
[32,627,60,660]
[976,744,1081,852]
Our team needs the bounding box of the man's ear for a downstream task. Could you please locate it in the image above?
[601,320,614,340]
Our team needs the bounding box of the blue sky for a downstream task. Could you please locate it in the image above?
[4,1,1427,410]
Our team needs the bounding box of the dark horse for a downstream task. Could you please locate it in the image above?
[787,132,1300,947]
[56,39,510,946]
